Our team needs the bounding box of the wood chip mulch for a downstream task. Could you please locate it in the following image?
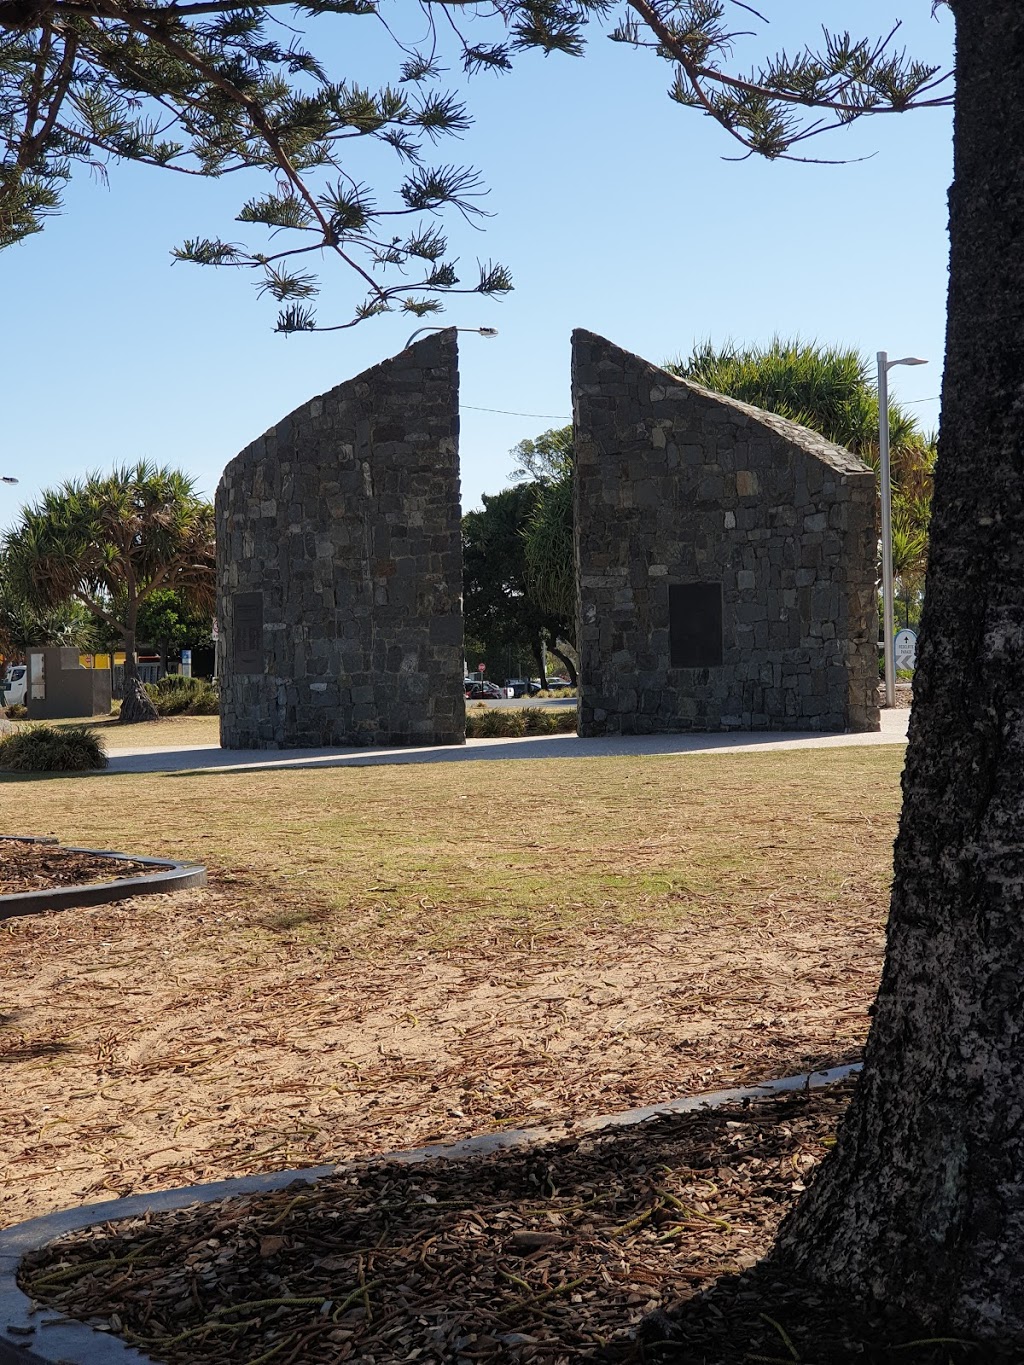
[0,840,153,896]
[21,1081,861,1365]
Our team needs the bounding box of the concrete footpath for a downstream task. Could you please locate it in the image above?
[105,707,910,775]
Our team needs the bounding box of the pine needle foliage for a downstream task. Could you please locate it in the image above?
[1,1,950,329]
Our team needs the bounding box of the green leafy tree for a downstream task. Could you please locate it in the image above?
[3,462,215,721]
[135,588,214,671]
[463,483,575,687]
[0,0,609,329]
[515,425,576,624]
[0,562,99,666]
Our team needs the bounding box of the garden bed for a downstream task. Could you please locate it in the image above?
[0,839,153,895]
[19,1079,857,1364]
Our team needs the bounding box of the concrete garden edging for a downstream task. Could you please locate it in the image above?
[0,837,206,921]
[0,1063,861,1365]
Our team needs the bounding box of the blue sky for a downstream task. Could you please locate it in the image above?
[1,2,953,528]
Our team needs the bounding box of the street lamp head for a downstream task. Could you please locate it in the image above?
[888,356,928,369]
[404,323,499,350]
[1,476,18,485]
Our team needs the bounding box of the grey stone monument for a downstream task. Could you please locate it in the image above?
[216,330,465,748]
[572,330,879,735]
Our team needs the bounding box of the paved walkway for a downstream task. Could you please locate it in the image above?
[106,708,910,775]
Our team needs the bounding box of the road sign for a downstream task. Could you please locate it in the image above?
[477,662,486,672]
[894,628,917,672]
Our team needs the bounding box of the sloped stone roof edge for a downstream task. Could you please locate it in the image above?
[219,328,459,484]
[571,329,873,479]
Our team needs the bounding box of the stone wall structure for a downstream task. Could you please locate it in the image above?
[216,330,465,749]
[572,330,879,735]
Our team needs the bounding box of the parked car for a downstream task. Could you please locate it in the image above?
[465,680,505,700]
[505,679,543,698]
[0,664,27,707]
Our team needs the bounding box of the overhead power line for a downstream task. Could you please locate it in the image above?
[461,404,571,419]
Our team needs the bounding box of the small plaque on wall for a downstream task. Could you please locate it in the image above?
[669,582,723,668]
[233,592,264,673]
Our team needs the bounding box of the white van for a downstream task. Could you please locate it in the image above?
[0,665,27,707]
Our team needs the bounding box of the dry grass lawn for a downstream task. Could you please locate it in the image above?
[12,713,221,750]
[0,745,904,1228]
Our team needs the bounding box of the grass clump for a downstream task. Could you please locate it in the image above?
[144,675,219,716]
[0,723,107,772]
[466,706,577,738]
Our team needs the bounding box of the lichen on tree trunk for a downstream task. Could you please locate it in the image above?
[772,0,1024,1340]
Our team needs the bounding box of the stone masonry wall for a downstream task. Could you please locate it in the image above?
[572,330,879,735]
[216,330,465,748]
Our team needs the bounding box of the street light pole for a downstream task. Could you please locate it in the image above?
[404,325,498,349]
[877,351,928,708]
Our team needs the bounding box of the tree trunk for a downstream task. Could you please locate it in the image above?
[531,638,548,689]
[548,644,578,687]
[118,616,159,724]
[773,2,1024,1341]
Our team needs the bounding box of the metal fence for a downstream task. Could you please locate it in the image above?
[111,663,162,699]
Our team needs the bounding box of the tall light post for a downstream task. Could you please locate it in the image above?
[877,351,928,707]
[404,325,498,349]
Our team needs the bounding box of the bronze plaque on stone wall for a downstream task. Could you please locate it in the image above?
[233,592,264,673]
[669,583,723,668]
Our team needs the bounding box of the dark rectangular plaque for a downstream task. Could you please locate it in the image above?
[233,592,264,673]
[669,582,723,668]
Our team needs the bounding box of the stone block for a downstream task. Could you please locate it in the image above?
[217,330,466,749]
[573,329,879,737]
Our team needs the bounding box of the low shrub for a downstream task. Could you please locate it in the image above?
[470,707,526,739]
[465,706,577,739]
[0,724,107,772]
[4,704,27,720]
[533,687,577,699]
[144,675,219,716]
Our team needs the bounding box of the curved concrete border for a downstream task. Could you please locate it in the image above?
[0,1063,861,1365]
[0,838,206,921]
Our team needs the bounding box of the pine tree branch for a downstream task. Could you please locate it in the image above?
[115,2,391,301]
[20,28,78,167]
[625,0,952,126]
[19,20,54,161]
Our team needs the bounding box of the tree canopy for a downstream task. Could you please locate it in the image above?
[1,1,951,329]
[3,461,215,719]
[0,561,98,666]
[462,481,576,686]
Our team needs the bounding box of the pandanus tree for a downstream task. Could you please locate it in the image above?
[3,463,215,722]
